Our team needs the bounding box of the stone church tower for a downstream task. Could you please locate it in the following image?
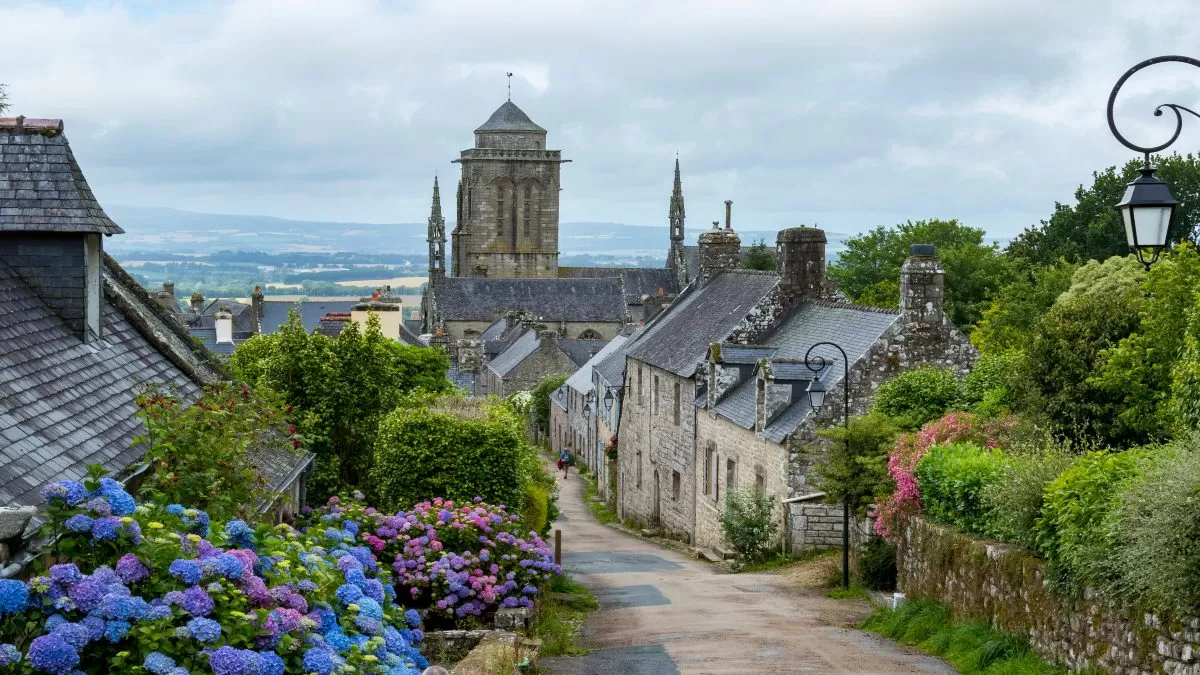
[667,158,689,289]
[450,100,566,278]
[427,176,446,282]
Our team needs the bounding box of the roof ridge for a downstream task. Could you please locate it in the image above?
[808,298,901,315]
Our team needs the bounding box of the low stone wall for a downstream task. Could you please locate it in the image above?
[785,502,871,553]
[899,518,1200,673]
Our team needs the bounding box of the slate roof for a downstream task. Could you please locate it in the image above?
[260,300,357,333]
[564,336,628,395]
[447,366,476,393]
[558,339,608,368]
[475,101,546,133]
[625,270,779,377]
[432,277,626,323]
[404,318,424,338]
[0,258,225,509]
[253,444,315,512]
[398,321,425,346]
[718,345,778,364]
[485,326,527,358]
[557,267,679,305]
[487,330,540,377]
[593,335,633,389]
[479,319,509,342]
[0,118,122,235]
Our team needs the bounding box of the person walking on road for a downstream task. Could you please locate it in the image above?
[558,449,572,479]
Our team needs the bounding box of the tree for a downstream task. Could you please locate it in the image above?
[872,366,961,430]
[815,412,899,517]
[529,374,567,435]
[828,219,1015,328]
[743,237,776,271]
[228,311,450,498]
[1009,153,1200,266]
[969,261,1078,354]
[0,84,8,114]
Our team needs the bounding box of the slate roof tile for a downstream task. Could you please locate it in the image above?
[433,277,626,323]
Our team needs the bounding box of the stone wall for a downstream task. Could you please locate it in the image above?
[899,518,1200,674]
[495,337,579,396]
[785,503,872,552]
[615,358,696,541]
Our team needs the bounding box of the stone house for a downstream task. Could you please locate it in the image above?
[481,328,605,397]
[548,336,628,474]
[0,116,314,570]
[616,217,975,549]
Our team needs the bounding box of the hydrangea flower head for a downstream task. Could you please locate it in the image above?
[184,616,221,642]
[0,579,29,615]
[168,559,202,585]
[63,514,94,533]
[115,554,149,584]
[0,644,20,668]
[143,651,176,675]
[40,480,87,506]
[26,634,79,673]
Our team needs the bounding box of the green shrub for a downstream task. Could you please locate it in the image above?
[720,488,778,569]
[856,536,897,591]
[370,396,527,511]
[1101,439,1200,616]
[980,448,1073,549]
[959,351,1021,417]
[522,482,550,536]
[530,374,568,435]
[816,412,899,517]
[1033,449,1143,586]
[915,443,1007,537]
[874,366,962,430]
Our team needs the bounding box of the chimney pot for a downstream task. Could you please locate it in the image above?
[724,200,733,230]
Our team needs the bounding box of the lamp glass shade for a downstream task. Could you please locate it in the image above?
[1116,166,1178,252]
[807,378,827,412]
[603,389,614,410]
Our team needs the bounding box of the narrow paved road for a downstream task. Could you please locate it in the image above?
[538,469,954,675]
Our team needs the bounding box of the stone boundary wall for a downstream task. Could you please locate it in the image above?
[898,518,1200,673]
[786,503,871,552]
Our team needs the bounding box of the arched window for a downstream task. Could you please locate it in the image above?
[495,186,505,237]
[523,186,532,237]
[577,329,603,340]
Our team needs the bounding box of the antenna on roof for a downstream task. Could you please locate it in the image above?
[506,72,513,101]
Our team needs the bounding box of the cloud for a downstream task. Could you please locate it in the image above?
[5,0,1200,240]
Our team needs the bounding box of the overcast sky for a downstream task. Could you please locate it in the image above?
[6,0,1200,239]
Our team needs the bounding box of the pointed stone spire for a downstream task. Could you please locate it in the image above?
[427,176,446,281]
[669,157,685,243]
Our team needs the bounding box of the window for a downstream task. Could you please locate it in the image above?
[755,467,766,495]
[671,471,681,500]
[673,381,681,425]
[704,441,715,497]
[653,375,660,415]
[523,186,532,236]
[725,458,737,499]
[637,365,644,405]
[496,186,505,236]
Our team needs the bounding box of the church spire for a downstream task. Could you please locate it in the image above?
[427,176,446,281]
[669,157,685,243]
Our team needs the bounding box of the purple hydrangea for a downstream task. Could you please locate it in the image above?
[0,579,29,615]
[297,580,318,593]
[115,554,149,584]
[184,617,221,642]
[208,646,263,675]
[49,622,89,649]
[27,634,80,673]
[168,559,202,585]
[90,516,120,540]
[214,554,245,580]
[85,498,113,517]
[40,480,87,506]
[95,594,147,622]
[258,650,284,675]
[405,608,421,628]
[179,586,214,617]
[81,616,104,641]
[103,620,131,642]
[334,584,362,605]
[302,647,335,675]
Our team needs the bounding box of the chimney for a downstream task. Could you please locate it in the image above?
[214,308,234,344]
[899,244,945,326]
[696,201,741,282]
[157,281,177,312]
[190,291,204,313]
[251,285,264,335]
[776,227,827,305]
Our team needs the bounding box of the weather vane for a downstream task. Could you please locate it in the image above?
[506,72,513,101]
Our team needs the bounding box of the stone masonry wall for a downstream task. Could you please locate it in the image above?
[0,233,86,333]
[693,410,788,553]
[616,358,696,541]
[785,504,872,552]
[899,518,1200,674]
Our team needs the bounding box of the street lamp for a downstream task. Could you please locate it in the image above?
[602,385,624,411]
[1107,55,1198,269]
[805,341,851,591]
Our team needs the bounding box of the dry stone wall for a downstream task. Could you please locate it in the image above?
[899,518,1200,674]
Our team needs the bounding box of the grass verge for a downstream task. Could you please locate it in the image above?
[535,574,600,657]
[580,469,620,526]
[827,584,870,600]
[862,599,1063,674]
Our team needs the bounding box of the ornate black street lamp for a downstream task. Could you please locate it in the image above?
[1107,55,1197,269]
[805,341,851,591]
[602,385,623,411]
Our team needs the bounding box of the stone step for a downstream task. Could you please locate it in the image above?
[696,548,724,563]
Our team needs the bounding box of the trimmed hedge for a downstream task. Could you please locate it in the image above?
[914,443,1006,538]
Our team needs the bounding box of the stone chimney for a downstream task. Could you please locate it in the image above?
[190,291,204,313]
[156,281,177,311]
[214,308,234,344]
[899,244,945,325]
[754,362,793,433]
[642,291,675,323]
[457,338,482,373]
[776,227,826,305]
[697,200,742,282]
[251,285,264,335]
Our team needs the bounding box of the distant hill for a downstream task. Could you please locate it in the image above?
[104,206,854,258]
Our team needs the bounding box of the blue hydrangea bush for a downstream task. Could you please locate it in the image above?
[0,473,428,674]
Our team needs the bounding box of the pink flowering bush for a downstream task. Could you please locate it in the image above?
[308,494,560,628]
[873,412,1016,540]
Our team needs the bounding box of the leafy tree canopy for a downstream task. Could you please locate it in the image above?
[816,412,899,517]
[743,237,776,271]
[529,374,568,435]
[1009,153,1200,266]
[970,261,1078,354]
[828,219,1015,328]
